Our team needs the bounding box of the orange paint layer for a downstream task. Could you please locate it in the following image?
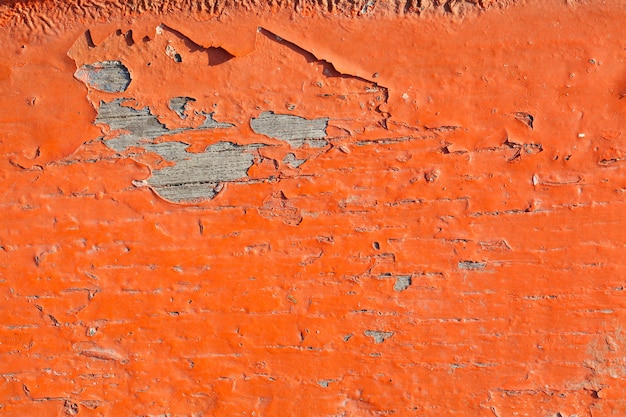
[1,1,626,415]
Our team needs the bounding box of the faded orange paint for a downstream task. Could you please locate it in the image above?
[1,1,626,416]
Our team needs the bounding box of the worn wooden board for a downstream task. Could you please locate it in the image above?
[1,1,626,415]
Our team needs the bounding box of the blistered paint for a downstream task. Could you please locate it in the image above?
[1,0,626,416]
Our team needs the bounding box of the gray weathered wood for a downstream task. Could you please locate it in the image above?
[74,61,131,93]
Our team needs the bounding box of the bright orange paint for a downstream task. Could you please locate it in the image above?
[1,1,626,415]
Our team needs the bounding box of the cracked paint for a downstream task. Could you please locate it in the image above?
[2,0,626,416]
[66,24,386,202]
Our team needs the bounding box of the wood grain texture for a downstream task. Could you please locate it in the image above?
[1,1,626,416]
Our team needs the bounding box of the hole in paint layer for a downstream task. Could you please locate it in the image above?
[364,330,394,344]
[458,260,486,270]
[393,275,412,292]
[124,30,134,46]
[166,44,182,62]
[250,111,329,148]
[168,96,196,119]
[74,61,131,93]
[373,241,380,250]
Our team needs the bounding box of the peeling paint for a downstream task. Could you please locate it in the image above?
[364,330,394,344]
[147,141,263,202]
[93,98,253,201]
[3,1,626,416]
[250,111,329,148]
[67,23,385,203]
[168,96,195,119]
[74,61,131,93]
[458,260,487,270]
[393,275,412,292]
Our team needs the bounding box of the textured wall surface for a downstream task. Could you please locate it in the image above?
[1,1,626,415]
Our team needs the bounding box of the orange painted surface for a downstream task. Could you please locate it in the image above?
[1,1,626,415]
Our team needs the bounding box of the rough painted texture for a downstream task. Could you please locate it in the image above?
[1,1,626,416]
[0,0,516,31]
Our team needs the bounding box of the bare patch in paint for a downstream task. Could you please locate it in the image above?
[96,98,180,152]
[364,330,394,344]
[393,275,412,292]
[69,24,388,203]
[74,61,131,93]
[168,96,195,119]
[318,379,338,388]
[458,260,487,270]
[283,153,307,168]
[146,141,264,202]
[95,98,234,150]
[198,112,235,129]
[95,98,260,202]
[250,111,329,148]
